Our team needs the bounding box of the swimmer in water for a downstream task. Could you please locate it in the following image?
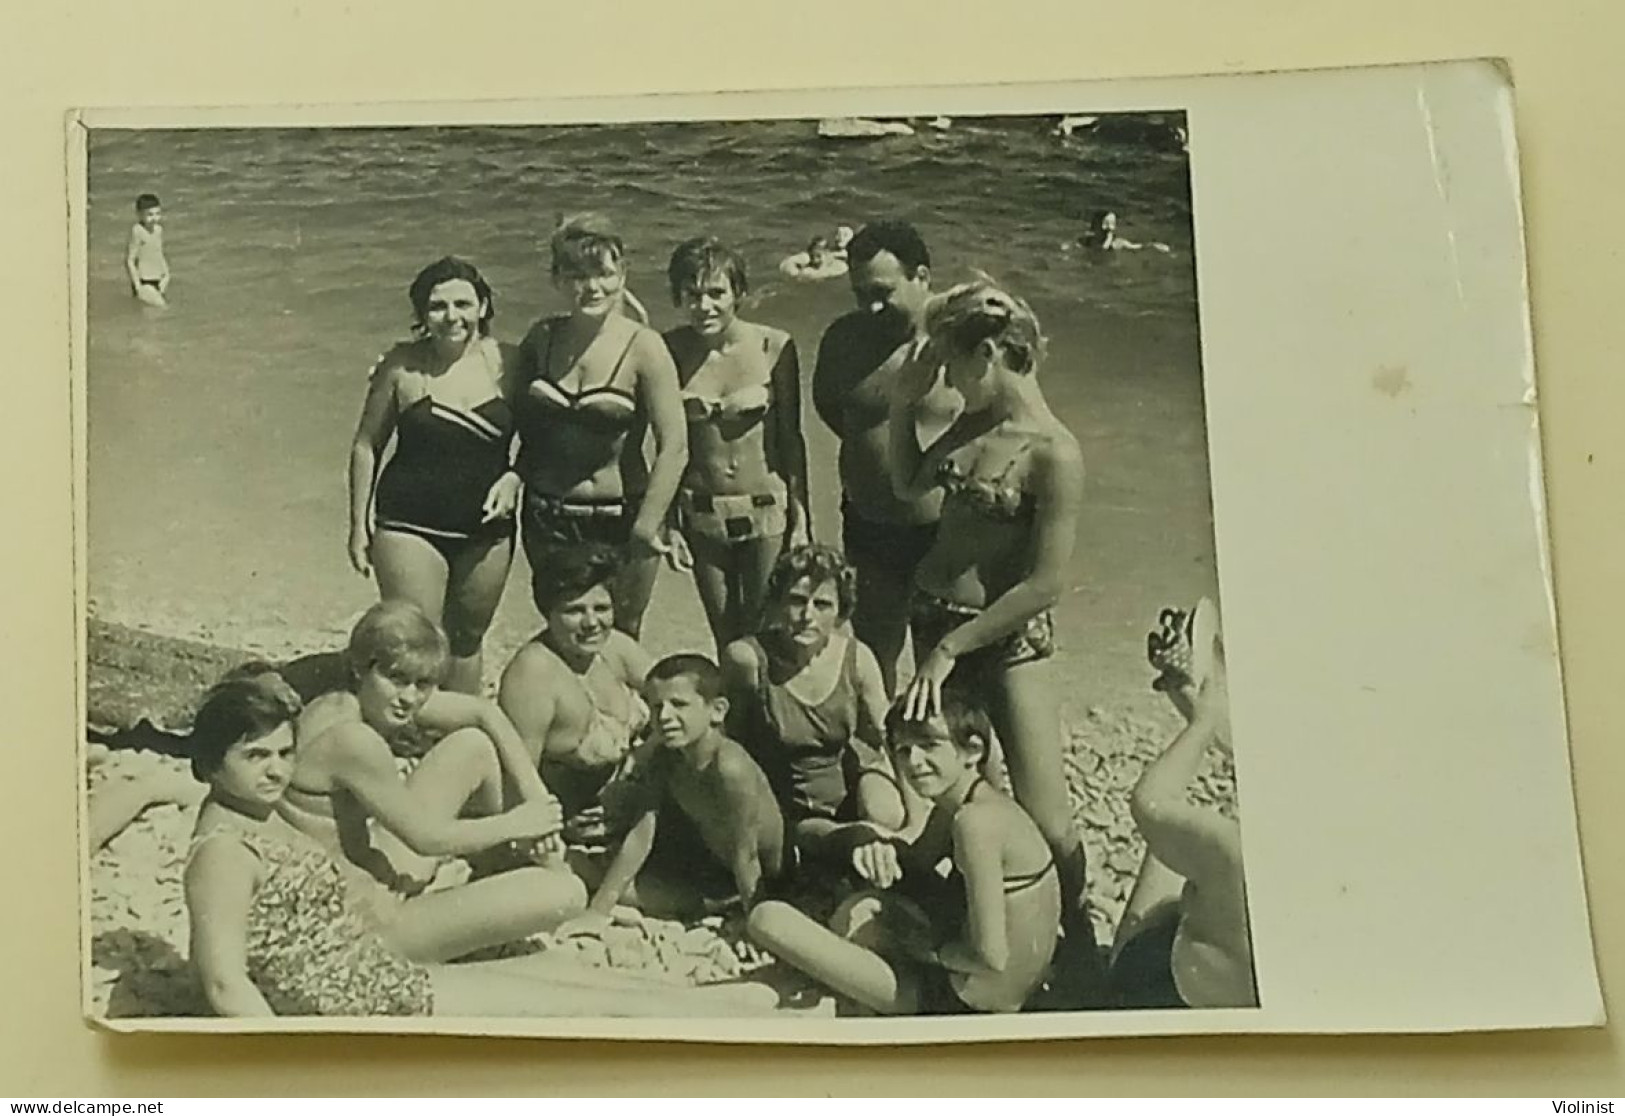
[780,235,850,282]
[1078,210,1172,254]
[125,193,169,306]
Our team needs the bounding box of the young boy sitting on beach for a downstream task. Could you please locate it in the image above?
[747,691,1061,1015]
[125,193,170,306]
[559,654,786,933]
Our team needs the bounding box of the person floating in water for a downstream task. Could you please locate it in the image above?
[125,193,170,306]
[1078,210,1172,254]
[780,234,850,282]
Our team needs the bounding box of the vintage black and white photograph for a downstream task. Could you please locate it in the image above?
[79,103,1255,1028]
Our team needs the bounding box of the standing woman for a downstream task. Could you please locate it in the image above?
[887,278,1105,1000]
[664,237,810,649]
[487,214,688,639]
[348,257,516,694]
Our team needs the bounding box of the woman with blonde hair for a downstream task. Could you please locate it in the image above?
[886,277,1105,1004]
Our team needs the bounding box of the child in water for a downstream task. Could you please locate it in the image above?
[1077,209,1172,254]
[747,691,1060,1015]
[560,654,786,932]
[125,193,170,306]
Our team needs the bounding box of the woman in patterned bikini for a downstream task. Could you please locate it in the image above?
[886,278,1105,1005]
[485,213,688,639]
[663,236,810,649]
[184,665,782,1018]
[347,256,518,694]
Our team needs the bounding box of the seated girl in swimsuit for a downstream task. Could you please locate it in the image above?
[886,278,1106,1006]
[184,665,782,1018]
[748,690,1061,1015]
[278,601,586,963]
[779,235,850,281]
[663,237,810,649]
[485,213,688,639]
[348,256,519,694]
[720,545,918,873]
[497,546,673,895]
[1110,599,1257,1010]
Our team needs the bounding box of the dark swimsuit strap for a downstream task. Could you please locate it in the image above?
[542,319,640,402]
[962,775,1058,894]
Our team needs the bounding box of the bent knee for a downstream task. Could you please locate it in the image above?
[517,866,588,914]
[441,616,492,658]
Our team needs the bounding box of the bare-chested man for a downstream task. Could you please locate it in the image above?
[811,220,961,692]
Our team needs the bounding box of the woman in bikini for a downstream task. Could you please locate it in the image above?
[497,546,660,883]
[720,545,913,871]
[887,278,1105,1004]
[748,691,1060,1015]
[277,601,586,963]
[348,256,517,694]
[184,665,782,1018]
[663,237,810,650]
[485,213,687,639]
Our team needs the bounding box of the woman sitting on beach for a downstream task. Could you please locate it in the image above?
[347,256,518,694]
[497,547,660,880]
[720,545,914,870]
[1109,599,1256,1010]
[183,665,782,1018]
[486,213,688,639]
[886,278,1105,1001]
[1076,210,1172,254]
[748,691,1060,1015]
[277,601,587,963]
[664,236,810,649]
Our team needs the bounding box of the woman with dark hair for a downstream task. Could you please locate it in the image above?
[887,277,1106,1003]
[348,256,517,694]
[182,664,782,1018]
[664,236,810,650]
[498,545,657,860]
[719,544,913,868]
[485,214,688,639]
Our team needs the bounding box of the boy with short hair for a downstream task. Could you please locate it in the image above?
[125,193,169,306]
[565,653,785,930]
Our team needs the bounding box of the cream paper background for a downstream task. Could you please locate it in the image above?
[5,0,1622,1094]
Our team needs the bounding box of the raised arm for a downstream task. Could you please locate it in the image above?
[765,334,812,541]
[348,354,401,576]
[937,807,1010,975]
[885,340,948,503]
[185,835,275,1017]
[328,724,558,857]
[415,690,554,805]
[631,328,689,548]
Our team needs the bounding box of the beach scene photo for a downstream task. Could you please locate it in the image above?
[81,109,1256,1027]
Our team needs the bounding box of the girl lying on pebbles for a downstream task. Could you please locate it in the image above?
[276,601,586,963]
[1109,598,1257,1009]
[183,665,782,1018]
[748,691,1060,1015]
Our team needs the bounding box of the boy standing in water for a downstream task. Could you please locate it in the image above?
[562,654,785,930]
[811,220,960,693]
[125,193,169,306]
